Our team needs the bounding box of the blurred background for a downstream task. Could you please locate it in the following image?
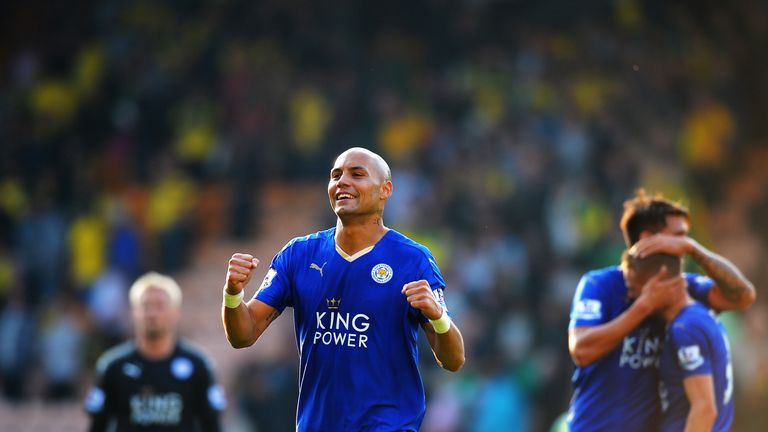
[1,0,767,430]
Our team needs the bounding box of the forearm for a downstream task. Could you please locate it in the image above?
[689,240,756,308]
[569,301,652,367]
[221,290,258,348]
[431,324,465,372]
[684,403,716,432]
[223,295,281,348]
[222,300,258,348]
[682,375,717,432]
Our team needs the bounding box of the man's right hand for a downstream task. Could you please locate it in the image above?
[226,253,260,295]
[636,266,686,313]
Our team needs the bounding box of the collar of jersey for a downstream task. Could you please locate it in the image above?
[335,244,375,262]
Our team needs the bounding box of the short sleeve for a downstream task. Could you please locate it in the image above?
[195,356,224,431]
[253,242,294,312]
[686,273,715,307]
[569,274,607,329]
[413,253,448,324]
[668,322,713,378]
[84,354,114,431]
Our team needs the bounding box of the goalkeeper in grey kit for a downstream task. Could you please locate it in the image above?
[84,272,225,431]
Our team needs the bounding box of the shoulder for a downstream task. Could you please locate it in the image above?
[273,229,334,264]
[669,304,716,339]
[177,339,216,371]
[95,341,136,375]
[384,229,436,261]
[684,272,714,288]
[571,266,624,305]
[579,266,623,290]
[282,228,334,252]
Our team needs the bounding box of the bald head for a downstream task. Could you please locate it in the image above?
[328,147,393,220]
[335,147,391,183]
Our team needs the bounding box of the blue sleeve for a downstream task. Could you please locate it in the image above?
[686,273,715,307]
[568,274,607,329]
[668,320,713,378]
[413,253,448,324]
[253,242,294,312]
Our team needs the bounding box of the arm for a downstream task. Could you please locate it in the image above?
[403,280,465,372]
[421,320,465,372]
[631,235,756,310]
[569,268,684,367]
[195,360,226,432]
[222,253,282,348]
[688,240,756,311]
[682,374,717,432]
[87,403,110,432]
[569,301,651,367]
[85,360,113,432]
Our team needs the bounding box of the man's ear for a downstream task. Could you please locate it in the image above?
[380,180,393,200]
[638,230,654,241]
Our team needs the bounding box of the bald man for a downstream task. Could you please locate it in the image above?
[221,147,465,431]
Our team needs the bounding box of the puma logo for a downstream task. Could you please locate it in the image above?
[310,262,327,277]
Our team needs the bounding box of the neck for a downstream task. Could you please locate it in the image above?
[661,294,694,323]
[136,332,176,360]
[335,215,388,255]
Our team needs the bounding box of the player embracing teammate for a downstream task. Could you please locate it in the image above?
[567,190,755,431]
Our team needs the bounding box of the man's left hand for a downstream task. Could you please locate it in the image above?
[630,234,695,258]
[402,280,443,320]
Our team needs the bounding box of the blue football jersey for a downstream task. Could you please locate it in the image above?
[254,228,447,432]
[567,266,714,432]
[659,303,734,432]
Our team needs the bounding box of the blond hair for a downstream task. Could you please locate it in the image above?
[129,271,182,308]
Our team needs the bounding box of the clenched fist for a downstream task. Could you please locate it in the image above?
[225,253,260,295]
[402,280,443,320]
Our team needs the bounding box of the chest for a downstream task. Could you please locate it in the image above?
[293,252,419,316]
[111,357,197,401]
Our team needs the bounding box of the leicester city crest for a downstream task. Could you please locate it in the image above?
[371,263,393,284]
[171,357,194,380]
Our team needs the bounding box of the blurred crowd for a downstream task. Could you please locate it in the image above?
[1,0,768,430]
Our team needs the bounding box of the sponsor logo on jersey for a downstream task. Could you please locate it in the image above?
[171,357,194,380]
[313,298,370,348]
[123,362,141,378]
[619,326,661,369]
[573,299,602,321]
[371,263,393,284]
[130,392,183,425]
[678,345,704,371]
[310,262,326,277]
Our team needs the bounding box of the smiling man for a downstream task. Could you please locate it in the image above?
[221,147,465,431]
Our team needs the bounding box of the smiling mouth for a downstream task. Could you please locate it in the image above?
[335,192,354,202]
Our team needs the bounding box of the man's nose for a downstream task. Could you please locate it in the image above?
[336,172,352,187]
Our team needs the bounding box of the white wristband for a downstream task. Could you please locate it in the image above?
[223,290,244,309]
[429,308,452,334]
